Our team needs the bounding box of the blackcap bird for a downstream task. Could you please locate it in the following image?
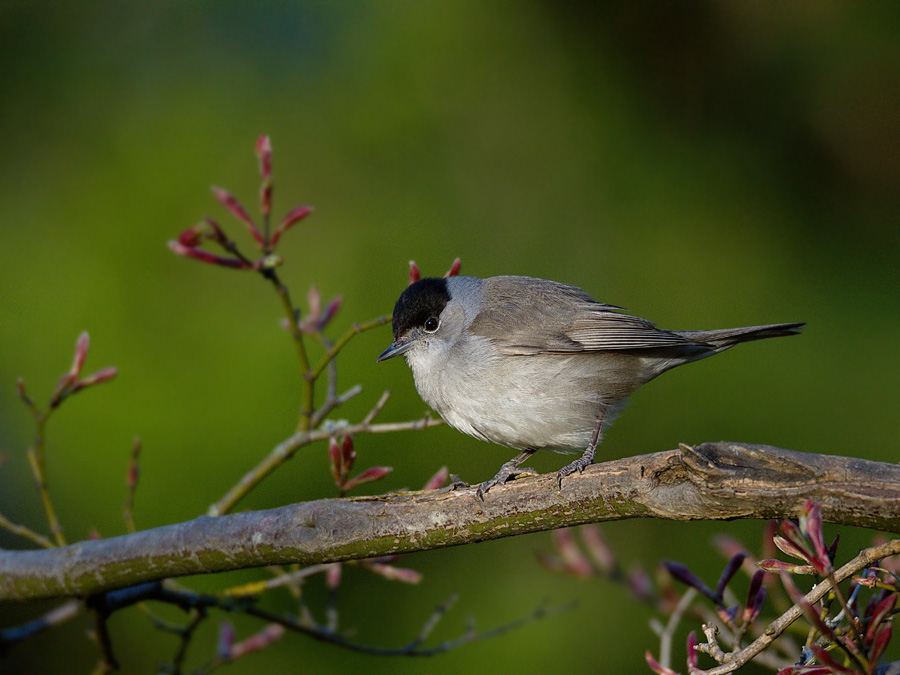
[377,275,803,498]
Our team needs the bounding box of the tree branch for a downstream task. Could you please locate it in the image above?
[2,442,899,601]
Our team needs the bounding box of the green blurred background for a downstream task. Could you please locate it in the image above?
[1,2,898,673]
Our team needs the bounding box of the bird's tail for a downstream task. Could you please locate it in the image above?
[678,322,805,351]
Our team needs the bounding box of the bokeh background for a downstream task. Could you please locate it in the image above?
[1,2,898,673]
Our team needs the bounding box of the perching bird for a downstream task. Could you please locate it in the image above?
[378,275,803,498]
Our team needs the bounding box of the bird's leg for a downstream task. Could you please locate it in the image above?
[556,410,604,488]
[475,449,538,500]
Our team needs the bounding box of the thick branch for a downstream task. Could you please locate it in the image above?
[2,442,899,601]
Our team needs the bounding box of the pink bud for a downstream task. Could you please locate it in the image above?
[178,227,203,247]
[645,651,678,675]
[72,367,118,393]
[444,257,462,278]
[871,623,892,664]
[229,624,285,660]
[270,205,313,247]
[865,593,897,644]
[422,466,449,491]
[168,240,252,269]
[317,295,343,331]
[340,436,355,473]
[307,286,321,321]
[807,645,856,675]
[71,332,90,378]
[408,260,421,285]
[773,533,812,564]
[800,501,831,574]
[202,216,228,245]
[212,186,263,247]
[255,135,272,181]
[553,528,593,578]
[326,563,342,590]
[364,562,423,584]
[328,438,343,487]
[580,525,616,576]
[343,466,393,491]
[686,630,699,669]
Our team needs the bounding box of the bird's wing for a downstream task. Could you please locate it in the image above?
[468,277,702,355]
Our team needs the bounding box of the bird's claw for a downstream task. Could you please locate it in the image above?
[475,465,538,500]
[556,445,597,489]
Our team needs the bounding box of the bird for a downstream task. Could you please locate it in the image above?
[377,275,803,498]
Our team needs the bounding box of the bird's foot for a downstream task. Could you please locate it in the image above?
[556,445,596,488]
[475,462,538,501]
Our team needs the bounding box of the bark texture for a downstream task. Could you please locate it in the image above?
[2,442,899,600]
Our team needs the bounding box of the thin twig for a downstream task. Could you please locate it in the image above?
[0,512,54,549]
[208,408,441,517]
[658,588,697,670]
[309,316,390,382]
[694,539,900,674]
[0,600,81,651]
[92,581,565,659]
[123,437,142,534]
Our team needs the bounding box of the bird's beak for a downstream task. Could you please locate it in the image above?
[377,339,414,362]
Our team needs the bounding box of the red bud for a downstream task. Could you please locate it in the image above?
[178,227,203,247]
[686,630,699,669]
[71,332,90,378]
[444,257,462,277]
[645,651,678,675]
[255,135,272,181]
[212,186,263,247]
[343,466,392,491]
[270,205,312,247]
[71,367,118,393]
[408,260,421,285]
[328,438,343,487]
[168,241,252,269]
[421,466,449,491]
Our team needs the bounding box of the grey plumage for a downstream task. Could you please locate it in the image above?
[378,275,803,497]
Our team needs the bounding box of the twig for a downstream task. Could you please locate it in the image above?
[208,405,440,517]
[123,437,142,534]
[0,600,81,652]
[309,316,390,381]
[86,595,119,671]
[0,512,54,549]
[90,581,566,659]
[694,539,900,674]
[26,446,64,547]
[655,588,697,670]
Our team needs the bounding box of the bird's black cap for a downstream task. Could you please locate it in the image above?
[391,277,451,340]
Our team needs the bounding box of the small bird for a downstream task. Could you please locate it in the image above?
[377,275,803,498]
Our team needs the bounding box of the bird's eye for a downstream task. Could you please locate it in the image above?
[423,317,439,333]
